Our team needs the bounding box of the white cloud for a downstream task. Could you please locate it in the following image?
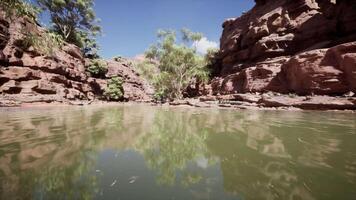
[193,37,218,55]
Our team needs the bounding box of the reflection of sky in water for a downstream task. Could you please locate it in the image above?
[93,150,240,200]
[0,105,355,200]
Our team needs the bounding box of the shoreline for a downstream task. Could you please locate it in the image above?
[1,93,355,113]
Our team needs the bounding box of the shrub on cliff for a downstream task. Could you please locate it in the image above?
[87,59,108,78]
[21,31,64,56]
[0,0,40,21]
[104,76,124,101]
[144,28,210,100]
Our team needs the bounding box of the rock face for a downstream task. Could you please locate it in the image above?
[209,0,356,97]
[0,11,152,106]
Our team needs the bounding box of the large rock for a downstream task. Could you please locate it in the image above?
[280,48,347,95]
[207,0,356,97]
[62,44,83,60]
[326,42,356,92]
[280,42,356,95]
[105,59,154,101]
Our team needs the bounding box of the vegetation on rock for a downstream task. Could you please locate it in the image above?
[104,76,124,101]
[21,31,64,56]
[0,0,40,21]
[87,59,108,78]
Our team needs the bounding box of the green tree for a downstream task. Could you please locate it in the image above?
[144,28,210,100]
[204,47,219,77]
[136,60,158,83]
[36,0,101,57]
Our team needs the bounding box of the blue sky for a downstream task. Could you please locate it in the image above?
[94,0,255,58]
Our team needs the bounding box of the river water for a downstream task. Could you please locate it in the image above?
[0,105,355,200]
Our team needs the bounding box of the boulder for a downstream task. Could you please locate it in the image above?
[62,44,83,60]
[280,42,356,95]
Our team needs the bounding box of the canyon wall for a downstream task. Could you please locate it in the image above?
[0,11,152,106]
[209,0,356,96]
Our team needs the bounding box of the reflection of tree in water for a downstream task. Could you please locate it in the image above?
[135,109,216,186]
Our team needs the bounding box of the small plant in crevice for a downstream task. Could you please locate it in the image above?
[113,55,124,62]
[288,93,297,98]
[87,59,108,78]
[104,76,124,101]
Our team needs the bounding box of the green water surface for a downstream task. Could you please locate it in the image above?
[0,105,355,200]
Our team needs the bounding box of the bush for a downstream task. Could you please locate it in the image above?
[0,0,40,21]
[21,31,64,56]
[87,59,108,78]
[104,76,124,101]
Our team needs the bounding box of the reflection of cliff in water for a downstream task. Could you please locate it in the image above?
[0,106,355,200]
[0,106,155,200]
[206,110,356,200]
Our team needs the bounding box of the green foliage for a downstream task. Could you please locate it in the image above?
[104,76,124,101]
[204,47,219,77]
[79,31,100,58]
[144,28,210,100]
[205,48,219,66]
[87,59,108,77]
[181,27,203,43]
[21,31,64,56]
[37,0,101,57]
[136,60,158,82]
[0,0,40,21]
[144,45,159,61]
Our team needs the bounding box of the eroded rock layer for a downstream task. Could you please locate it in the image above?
[209,0,356,97]
[0,11,152,106]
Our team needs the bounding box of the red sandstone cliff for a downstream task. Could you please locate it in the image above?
[0,11,153,106]
[209,0,356,96]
